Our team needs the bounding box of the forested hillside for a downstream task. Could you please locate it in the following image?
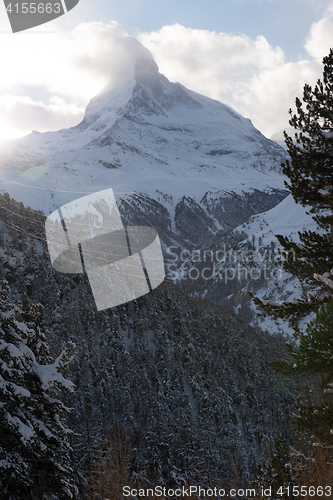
[0,192,288,496]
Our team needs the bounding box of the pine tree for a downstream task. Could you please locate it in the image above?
[291,301,333,379]
[287,301,333,444]
[0,280,76,500]
[254,436,294,498]
[250,48,333,330]
[249,50,333,475]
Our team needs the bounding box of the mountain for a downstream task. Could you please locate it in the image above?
[270,127,295,150]
[0,49,288,249]
[167,192,319,336]
[182,194,317,335]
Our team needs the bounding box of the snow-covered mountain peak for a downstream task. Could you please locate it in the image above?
[0,46,288,215]
[84,51,203,129]
[134,55,160,83]
[84,64,136,125]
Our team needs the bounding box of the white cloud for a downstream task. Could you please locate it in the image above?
[0,95,84,140]
[0,7,332,141]
[138,23,326,137]
[234,60,322,136]
[0,21,150,139]
[139,24,285,98]
[304,4,333,60]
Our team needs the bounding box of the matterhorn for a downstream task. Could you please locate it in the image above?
[0,42,288,249]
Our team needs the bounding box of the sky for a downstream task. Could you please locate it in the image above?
[0,0,332,141]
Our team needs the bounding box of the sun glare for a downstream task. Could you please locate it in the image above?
[0,125,29,143]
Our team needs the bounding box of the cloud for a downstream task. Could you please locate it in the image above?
[138,24,285,104]
[0,22,150,139]
[138,23,326,137]
[304,4,333,60]
[234,60,322,136]
[1,8,332,141]
[0,95,84,140]
[67,22,153,89]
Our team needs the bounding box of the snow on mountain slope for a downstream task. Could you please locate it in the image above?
[236,194,317,246]
[232,195,318,335]
[0,48,287,223]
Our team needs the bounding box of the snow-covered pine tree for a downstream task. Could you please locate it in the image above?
[0,280,76,500]
[250,49,333,330]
